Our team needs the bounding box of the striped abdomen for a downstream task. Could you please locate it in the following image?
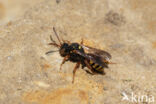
[89,60,104,74]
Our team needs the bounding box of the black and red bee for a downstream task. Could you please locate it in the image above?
[46,27,114,83]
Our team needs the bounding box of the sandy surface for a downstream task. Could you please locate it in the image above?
[0,0,156,104]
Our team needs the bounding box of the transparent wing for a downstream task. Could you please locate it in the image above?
[75,47,110,68]
[81,45,111,60]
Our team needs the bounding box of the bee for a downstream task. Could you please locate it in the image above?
[46,27,114,83]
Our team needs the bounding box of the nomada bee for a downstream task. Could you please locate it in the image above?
[46,27,115,83]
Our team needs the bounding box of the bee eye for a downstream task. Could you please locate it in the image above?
[61,43,68,50]
[64,43,68,46]
[60,48,65,53]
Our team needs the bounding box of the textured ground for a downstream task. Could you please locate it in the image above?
[0,0,156,104]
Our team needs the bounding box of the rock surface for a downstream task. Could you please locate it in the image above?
[0,0,156,104]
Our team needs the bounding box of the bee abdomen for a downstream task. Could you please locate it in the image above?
[89,60,103,71]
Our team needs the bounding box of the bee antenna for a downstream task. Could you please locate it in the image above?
[53,27,62,45]
[50,35,56,43]
[45,50,59,55]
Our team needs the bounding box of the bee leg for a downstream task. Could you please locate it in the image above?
[85,70,95,75]
[60,55,69,70]
[72,62,80,83]
[81,38,84,44]
[101,70,106,75]
[84,60,96,75]
[81,63,95,75]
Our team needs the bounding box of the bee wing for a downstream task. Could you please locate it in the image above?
[75,45,111,67]
[81,44,111,59]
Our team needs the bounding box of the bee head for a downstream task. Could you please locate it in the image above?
[59,43,70,57]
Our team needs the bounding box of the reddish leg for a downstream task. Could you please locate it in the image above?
[84,60,96,75]
[81,38,84,44]
[60,55,69,70]
[72,62,80,83]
